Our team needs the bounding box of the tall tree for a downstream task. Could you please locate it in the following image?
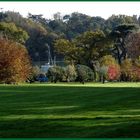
[110,24,139,64]
[75,30,110,67]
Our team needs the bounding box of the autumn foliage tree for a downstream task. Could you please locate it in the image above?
[0,38,31,83]
[121,59,140,81]
[100,55,120,81]
[121,58,132,81]
[107,65,120,80]
[125,32,140,60]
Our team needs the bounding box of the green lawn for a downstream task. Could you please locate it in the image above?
[0,82,140,137]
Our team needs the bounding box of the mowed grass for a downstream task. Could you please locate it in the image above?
[0,82,140,137]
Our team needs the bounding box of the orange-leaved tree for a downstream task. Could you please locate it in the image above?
[0,38,32,83]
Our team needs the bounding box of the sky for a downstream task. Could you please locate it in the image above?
[0,2,140,19]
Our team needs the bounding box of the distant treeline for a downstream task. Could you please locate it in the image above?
[1,11,140,62]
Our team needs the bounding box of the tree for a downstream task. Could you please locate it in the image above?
[0,22,29,44]
[107,65,120,81]
[110,24,139,64]
[125,32,140,60]
[75,30,110,67]
[0,38,31,83]
[99,55,120,82]
[121,58,133,81]
[64,65,77,82]
[100,55,118,66]
[24,19,49,61]
[54,39,81,64]
[76,65,94,84]
[99,65,108,83]
[105,15,135,33]
[121,58,140,81]
[130,66,140,81]
[27,65,41,83]
[47,66,64,83]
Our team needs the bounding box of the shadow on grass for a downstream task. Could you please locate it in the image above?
[0,118,140,137]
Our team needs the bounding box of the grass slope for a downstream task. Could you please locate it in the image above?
[0,82,140,137]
